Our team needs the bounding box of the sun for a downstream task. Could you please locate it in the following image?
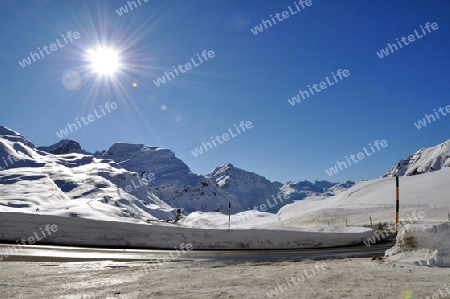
[88,48,119,75]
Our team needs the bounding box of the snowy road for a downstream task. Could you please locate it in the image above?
[0,241,393,263]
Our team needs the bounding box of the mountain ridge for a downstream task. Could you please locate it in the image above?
[383,140,450,177]
[8,125,437,223]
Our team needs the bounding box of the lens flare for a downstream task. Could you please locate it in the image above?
[403,290,413,299]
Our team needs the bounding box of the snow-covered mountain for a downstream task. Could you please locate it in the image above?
[0,125,356,221]
[0,126,176,223]
[383,139,450,177]
[37,139,89,155]
[280,180,355,201]
[206,163,286,212]
[95,143,243,214]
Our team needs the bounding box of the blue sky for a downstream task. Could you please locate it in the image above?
[0,0,449,184]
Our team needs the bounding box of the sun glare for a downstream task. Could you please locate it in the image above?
[88,48,119,75]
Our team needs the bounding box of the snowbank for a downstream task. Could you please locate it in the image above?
[385,222,450,267]
[0,212,374,250]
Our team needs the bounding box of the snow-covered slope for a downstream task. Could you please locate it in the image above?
[0,126,42,169]
[0,126,176,223]
[277,167,450,228]
[383,139,450,177]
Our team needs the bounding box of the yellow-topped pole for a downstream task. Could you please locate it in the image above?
[396,176,400,236]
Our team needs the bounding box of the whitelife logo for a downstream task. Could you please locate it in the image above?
[325,140,388,176]
[413,105,450,129]
[0,224,59,261]
[288,69,350,106]
[363,210,425,247]
[18,31,80,68]
[376,22,439,59]
[190,121,253,157]
[113,172,156,194]
[0,154,23,170]
[153,50,216,87]
[250,0,313,35]
[55,102,118,139]
[266,262,328,298]
[130,243,194,279]
[115,0,149,16]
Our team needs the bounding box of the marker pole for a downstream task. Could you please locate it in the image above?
[396,176,400,236]
[228,202,231,231]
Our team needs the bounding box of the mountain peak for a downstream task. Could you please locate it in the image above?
[383,139,450,177]
[0,126,20,136]
[38,139,88,155]
[0,125,35,149]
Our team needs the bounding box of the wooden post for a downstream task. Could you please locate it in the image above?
[228,202,231,231]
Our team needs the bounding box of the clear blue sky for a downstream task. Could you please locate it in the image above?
[1,0,449,183]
